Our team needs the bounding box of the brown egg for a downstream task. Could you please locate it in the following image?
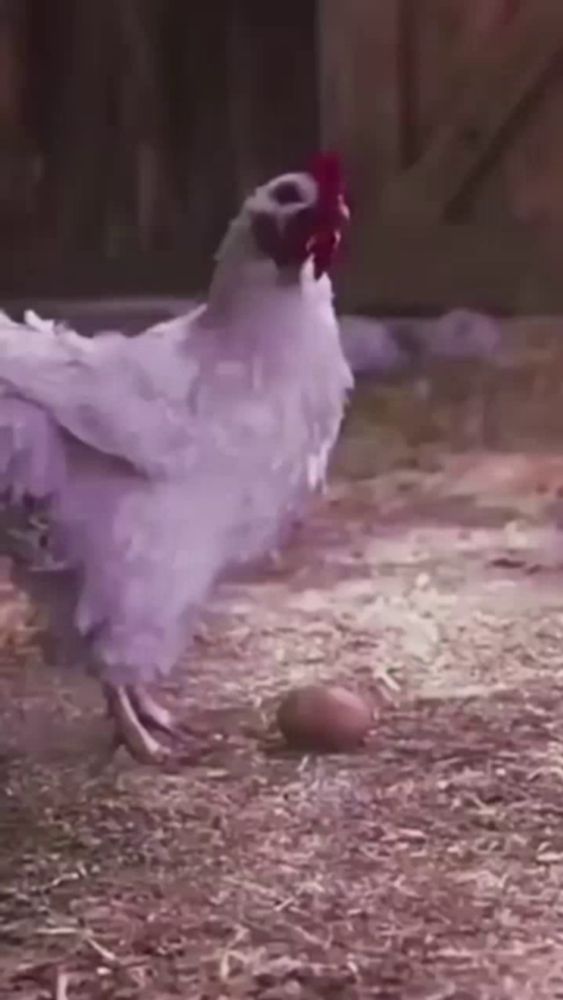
[276,683,373,752]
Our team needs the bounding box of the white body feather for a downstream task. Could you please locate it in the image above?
[0,235,352,683]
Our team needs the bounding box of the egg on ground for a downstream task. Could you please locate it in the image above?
[276,683,374,752]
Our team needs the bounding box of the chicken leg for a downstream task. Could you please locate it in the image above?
[103,684,172,764]
[129,684,176,735]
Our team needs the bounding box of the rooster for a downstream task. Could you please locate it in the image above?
[0,154,352,764]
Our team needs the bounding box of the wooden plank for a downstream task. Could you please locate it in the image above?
[0,0,37,228]
[169,3,237,273]
[317,0,403,205]
[227,0,317,198]
[379,0,563,220]
[413,0,517,146]
[115,0,182,245]
[0,247,208,299]
[42,2,118,254]
[336,222,563,314]
[0,0,24,128]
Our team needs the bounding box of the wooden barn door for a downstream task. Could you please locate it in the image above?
[0,0,317,299]
[319,0,563,314]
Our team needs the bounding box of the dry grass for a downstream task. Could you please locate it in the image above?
[4,320,563,998]
[5,687,563,1000]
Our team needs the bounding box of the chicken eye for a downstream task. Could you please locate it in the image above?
[271,181,306,206]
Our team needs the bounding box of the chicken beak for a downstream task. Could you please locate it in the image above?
[338,196,351,223]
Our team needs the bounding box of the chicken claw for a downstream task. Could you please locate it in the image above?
[104,684,171,765]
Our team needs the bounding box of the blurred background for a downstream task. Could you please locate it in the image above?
[3,0,563,314]
[0,0,317,299]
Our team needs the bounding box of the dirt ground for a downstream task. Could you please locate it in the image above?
[3,323,563,999]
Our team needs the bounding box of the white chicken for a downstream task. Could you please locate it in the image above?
[0,154,353,764]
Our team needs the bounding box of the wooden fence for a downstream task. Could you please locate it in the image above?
[3,0,563,313]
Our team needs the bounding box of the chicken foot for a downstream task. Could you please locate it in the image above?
[129,684,176,735]
[104,684,173,764]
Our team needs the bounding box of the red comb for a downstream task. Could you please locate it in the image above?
[305,152,349,279]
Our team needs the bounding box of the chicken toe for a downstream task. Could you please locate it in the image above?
[104,684,171,765]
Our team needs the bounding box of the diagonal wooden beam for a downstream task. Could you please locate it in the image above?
[378,0,563,221]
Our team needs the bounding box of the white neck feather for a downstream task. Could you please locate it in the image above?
[202,211,311,325]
